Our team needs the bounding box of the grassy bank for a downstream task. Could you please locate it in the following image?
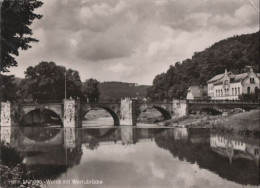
[163,109,260,137]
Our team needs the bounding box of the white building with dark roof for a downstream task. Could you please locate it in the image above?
[186,86,207,100]
[207,66,259,100]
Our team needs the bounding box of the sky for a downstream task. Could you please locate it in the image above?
[5,0,259,85]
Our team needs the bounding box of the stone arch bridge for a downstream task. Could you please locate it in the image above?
[0,99,259,127]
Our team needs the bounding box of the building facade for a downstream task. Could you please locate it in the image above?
[207,67,259,100]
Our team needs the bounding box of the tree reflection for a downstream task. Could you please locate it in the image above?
[154,129,260,186]
[2,126,259,186]
[0,141,28,187]
[87,137,100,150]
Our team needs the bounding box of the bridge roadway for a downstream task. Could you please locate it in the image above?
[0,99,259,127]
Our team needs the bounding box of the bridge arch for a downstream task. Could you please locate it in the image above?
[19,108,63,127]
[199,108,223,115]
[153,106,172,120]
[137,105,172,122]
[82,106,120,126]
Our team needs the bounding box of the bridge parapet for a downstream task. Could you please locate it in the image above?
[19,103,63,120]
[188,100,259,104]
[188,99,259,113]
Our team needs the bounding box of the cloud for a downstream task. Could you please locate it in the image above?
[234,3,259,26]
[107,63,136,75]
[6,0,259,84]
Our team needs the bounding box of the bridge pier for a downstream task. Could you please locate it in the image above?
[172,100,188,118]
[120,98,136,126]
[1,102,12,127]
[0,102,17,144]
[63,99,82,128]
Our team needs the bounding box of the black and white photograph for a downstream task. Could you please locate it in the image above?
[0,0,259,187]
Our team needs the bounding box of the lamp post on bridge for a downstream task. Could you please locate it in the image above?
[65,70,67,99]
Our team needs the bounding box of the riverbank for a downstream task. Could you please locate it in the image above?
[162,109,260,137]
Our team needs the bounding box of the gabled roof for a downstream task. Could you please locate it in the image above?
[207,72,233,83]
[208,67,260,85]
[232,73,248,82]
[207,73,224,83]
[214,72,249,85]
[187,86,204,98]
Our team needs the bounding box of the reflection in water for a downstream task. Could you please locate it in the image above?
[155,129,259,186]
[1,126,259,187]
[210,134,259,165]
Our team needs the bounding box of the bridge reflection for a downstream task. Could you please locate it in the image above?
[1,126,259,185]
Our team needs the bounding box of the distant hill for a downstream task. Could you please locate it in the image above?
[13,76,149,100]
[147,31,259,100]
[99,82,150,100]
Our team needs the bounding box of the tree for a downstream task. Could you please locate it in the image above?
[20,61,83,101]
[0,75,18,101]
[0,0,43,72]
[82,79,100,102]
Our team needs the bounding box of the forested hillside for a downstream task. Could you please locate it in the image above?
[99,82,149,101]
[147,31,259,100]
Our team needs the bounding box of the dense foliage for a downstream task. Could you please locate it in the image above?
[0,0,43,72]
[0,74,18,101]
[0,141,29,188]
[18,61,83,101]
[1,62,101,102]
[82,78,100,102]
[147,31,259,100]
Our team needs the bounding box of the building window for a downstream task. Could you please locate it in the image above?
[224,80,228,85]
[247,87,251,94]
[250,77,255,83]
[254,149,259,156]
[238,87,240,95]
[235,88,237,95]
[232,88,234,95]
[221,90,223,96]
[255,87,258,94]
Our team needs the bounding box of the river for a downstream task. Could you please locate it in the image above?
[0,122,259,188]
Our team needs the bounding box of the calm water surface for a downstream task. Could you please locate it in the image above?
[1,126,259,188]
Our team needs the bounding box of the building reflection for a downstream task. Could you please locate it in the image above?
[154,128,259,186]
[0,126,259,185]
[210,134,259,165]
